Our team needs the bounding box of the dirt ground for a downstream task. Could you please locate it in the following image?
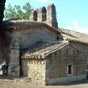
[0,76,88,88]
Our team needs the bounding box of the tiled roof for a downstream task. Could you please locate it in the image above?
[68,38,88,46]
[60,28,88,44]
[2,19,60,34]
[21,41,68,59]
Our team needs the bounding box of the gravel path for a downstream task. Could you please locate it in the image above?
[0,76,88,88]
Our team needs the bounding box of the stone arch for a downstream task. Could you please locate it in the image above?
[29,10,37,21]
[37,7,46,22]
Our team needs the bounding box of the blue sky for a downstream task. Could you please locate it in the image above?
[5,0,88,34]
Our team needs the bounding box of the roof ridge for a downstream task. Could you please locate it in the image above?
[44,41,68,57]
[22,41,68,59]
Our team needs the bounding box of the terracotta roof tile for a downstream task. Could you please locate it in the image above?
[60,28,88,44]
[21,41,68,59]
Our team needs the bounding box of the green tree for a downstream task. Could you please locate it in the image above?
[4,2,33,20]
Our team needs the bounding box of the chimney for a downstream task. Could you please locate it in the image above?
[47,4,58,29]
[37,7,46,22]
[29,10,37,21]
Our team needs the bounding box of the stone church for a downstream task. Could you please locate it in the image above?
[0,0,88,85]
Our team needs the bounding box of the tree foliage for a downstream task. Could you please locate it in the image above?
[4,2,33,20]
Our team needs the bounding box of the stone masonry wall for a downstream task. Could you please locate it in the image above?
[45,43,86,84]
[70,42,88,56]
[0,40,5,64]
[70,42,88,66]
[4,23,58,77]
[0,30,10,65]
[10,28,57,49]
[22,59,46,84]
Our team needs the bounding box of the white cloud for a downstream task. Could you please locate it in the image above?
[73,19,79,27]
[36,0,48,3]
[65,19,88,34]
[72,19,88,34]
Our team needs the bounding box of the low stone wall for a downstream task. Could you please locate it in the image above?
[46,74,86,85]
[22,59,46,84]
